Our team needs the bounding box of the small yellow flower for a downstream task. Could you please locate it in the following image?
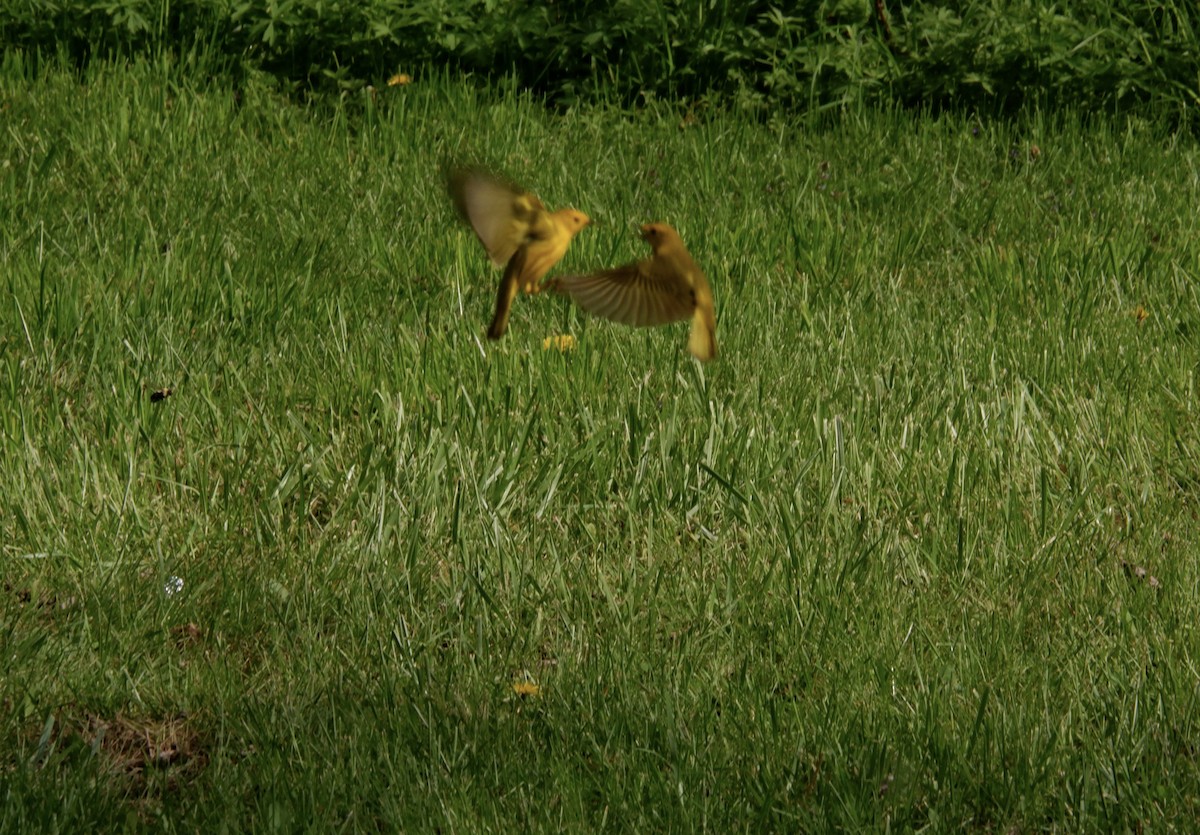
[1133,305,1149,324]
[542,334,577,352]
[512,681,541,698]
[388,73,412,87]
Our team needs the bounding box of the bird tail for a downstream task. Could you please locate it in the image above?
[488,251,524,340]
[687,309,717,362]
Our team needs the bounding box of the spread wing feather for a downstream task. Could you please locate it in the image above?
[555,264,695,328]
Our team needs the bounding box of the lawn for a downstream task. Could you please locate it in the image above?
[2,56,1199,831]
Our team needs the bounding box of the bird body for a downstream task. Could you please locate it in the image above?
[447,166,590,339]
[552,223,717,362]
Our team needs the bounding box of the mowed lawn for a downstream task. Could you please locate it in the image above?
[3,58,1200,831]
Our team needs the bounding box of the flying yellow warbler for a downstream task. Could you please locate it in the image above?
[551,223,717,362]
[446,166,591,340]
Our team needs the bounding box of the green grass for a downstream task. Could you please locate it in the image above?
[2,55,1200,831]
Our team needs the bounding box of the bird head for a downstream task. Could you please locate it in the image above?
[638,222,681,254]
[557,210,592,235]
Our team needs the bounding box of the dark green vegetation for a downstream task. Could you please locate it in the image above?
[3,0,1199,113]
[3,54,1200,830]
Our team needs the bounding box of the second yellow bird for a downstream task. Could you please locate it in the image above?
[447,166,591,340]
[551,223,718,362]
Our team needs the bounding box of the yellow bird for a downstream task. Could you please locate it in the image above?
[447,166,591,340]
[551,223,717,362]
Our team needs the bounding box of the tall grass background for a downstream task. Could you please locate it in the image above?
[2,12,1200,831]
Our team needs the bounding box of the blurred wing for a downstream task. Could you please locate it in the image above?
[556,263,695,327]
[448,169,545,266]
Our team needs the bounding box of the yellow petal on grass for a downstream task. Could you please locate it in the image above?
[1133,305,1149,324]
[512,681,541,698]
[542,334,577,352]
[388,73,412,87]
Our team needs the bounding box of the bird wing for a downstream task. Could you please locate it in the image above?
[554,261,696,327]
[448,169,545,266]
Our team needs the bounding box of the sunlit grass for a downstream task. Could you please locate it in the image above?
[2,56,1199,831]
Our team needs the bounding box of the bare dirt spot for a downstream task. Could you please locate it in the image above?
[20,707,210,813]
[56,711,210,801]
